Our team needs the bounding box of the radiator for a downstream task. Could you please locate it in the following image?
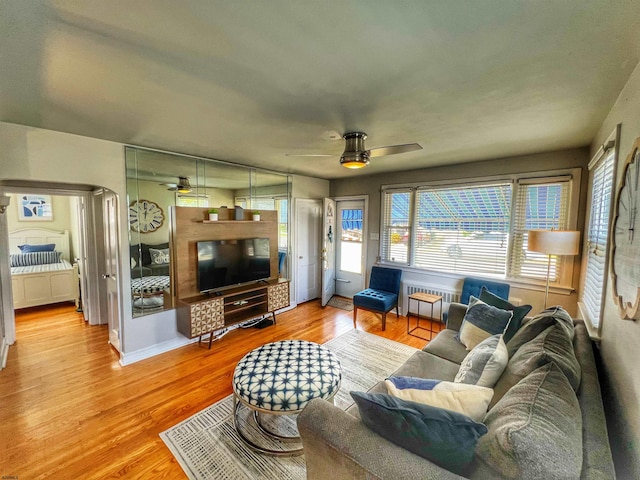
[401,281,461,317]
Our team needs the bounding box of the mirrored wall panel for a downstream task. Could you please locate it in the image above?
[125,146,291,318]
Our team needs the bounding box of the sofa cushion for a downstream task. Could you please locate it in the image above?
[457,296,513,350]
[385,377,493,421]
[353,288,398,313]
[473,362,582,480]
[506,306,574,357]
[391,350,461,381]
[351,391,487,474]
[455,334,508,388]
[479,287,532,343]
[149,247,170,265]
[423,329,469,365]
[489,323,581,409]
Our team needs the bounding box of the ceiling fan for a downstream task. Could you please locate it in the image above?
[161,176,192,193]
[288,132,422,169]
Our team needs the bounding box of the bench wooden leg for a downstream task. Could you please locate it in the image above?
[353,307,358,329]
[382,312,387,331]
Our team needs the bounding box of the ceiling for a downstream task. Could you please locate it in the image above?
[2,1,640,180]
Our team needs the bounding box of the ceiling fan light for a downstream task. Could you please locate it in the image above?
[340,151,369,169]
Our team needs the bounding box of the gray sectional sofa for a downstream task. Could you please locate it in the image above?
[297,303,615,479]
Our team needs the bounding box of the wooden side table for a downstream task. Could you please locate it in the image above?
[407,292,443,341]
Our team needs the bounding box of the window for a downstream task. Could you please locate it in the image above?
[238,195,289,249]
[581,146,616,329]
[380,170,578,286]
[176,193,209,207]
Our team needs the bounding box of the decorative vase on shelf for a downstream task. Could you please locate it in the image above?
[252,212,260,221]
[208,210,218,221]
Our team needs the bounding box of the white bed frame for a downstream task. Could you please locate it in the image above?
[9,228,79,309]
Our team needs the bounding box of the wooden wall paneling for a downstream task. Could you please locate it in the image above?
[170,206,278,302]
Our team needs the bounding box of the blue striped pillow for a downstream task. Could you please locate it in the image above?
[10,251,62,267]
[18,243,56,252]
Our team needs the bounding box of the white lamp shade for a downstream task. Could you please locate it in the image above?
[527,230,581,256]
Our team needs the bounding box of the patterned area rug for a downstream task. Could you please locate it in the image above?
[327,296,354,311]
[160,329,418,480]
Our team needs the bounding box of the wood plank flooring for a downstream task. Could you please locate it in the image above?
[0,300,442,479]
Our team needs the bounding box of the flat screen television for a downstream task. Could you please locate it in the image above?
[197,238,271,293]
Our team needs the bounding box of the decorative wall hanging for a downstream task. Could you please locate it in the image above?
[611,137,640,320]
[17,194,53,221]
[129,199,165,233]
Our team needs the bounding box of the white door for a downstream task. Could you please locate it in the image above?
[321,198,336,306]
[295,199,321,304]
[335,199,366,298]
[103,191,121,351]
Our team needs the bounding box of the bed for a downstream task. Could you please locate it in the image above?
[9,228,79,309]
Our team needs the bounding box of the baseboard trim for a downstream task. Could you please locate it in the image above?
[119,336,199,366]
[0,337,9,370]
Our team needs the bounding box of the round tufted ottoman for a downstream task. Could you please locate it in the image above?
[232,340,342,456]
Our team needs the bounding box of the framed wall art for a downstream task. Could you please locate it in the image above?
[17,194,53,221]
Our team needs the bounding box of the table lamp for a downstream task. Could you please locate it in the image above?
[527,230,581,308]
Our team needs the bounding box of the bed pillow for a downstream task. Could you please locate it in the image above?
[457,296,513,350]
[18,243,56,253]
[10,251,62,267]
[385,376,493,421]
[479,287,532,343]
[149,248,170,265]
[455,334,508,388]
[350,391,487,474]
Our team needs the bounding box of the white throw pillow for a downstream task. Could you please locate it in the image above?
[385,377,494,422]
[455,334,508,388]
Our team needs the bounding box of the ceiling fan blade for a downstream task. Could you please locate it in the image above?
[285,153,335,157]
[368,143,422,158]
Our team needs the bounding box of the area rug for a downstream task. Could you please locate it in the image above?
[160,329,417,480]
[327,295,354,311]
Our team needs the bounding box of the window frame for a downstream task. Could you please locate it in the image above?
[379,168,581,290]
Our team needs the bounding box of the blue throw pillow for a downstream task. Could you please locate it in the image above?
[457,296,513,350]
[479,287,532,343]
[350,391,488,474]
[18,243,56,253]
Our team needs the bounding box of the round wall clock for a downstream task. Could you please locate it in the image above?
[611,137,640,320]
[129,199,165,233]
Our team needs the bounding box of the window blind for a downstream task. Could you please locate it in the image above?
[413,183,511,275]
[381,189,412,264]
[509,178,571,282]
[582,149,615,328]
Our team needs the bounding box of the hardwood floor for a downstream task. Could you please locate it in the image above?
[0,300,441,479]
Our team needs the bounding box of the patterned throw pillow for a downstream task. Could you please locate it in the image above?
[478,287,532,343]
[10,251,62,267]
[455,334,508,388]
[351,391,488,474]
[457,296,513,350]
[385,376,494,421]
[149,248,170,265]
[18,243,56,252]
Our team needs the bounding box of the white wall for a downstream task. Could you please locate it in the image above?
[590,62,640,479]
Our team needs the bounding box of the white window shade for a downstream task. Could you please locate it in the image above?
[582,149,615,328]
[381,190,412,264]
[413,183,511,275]
[509,178,571,283]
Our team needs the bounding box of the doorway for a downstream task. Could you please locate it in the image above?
[334,198,367,298]
[0,183,118,366]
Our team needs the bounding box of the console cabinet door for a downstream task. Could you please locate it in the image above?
[268,282,290,312]
[190,297,224,336]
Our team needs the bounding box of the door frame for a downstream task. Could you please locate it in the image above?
[333,195,369,293]
[0,183,106,355]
